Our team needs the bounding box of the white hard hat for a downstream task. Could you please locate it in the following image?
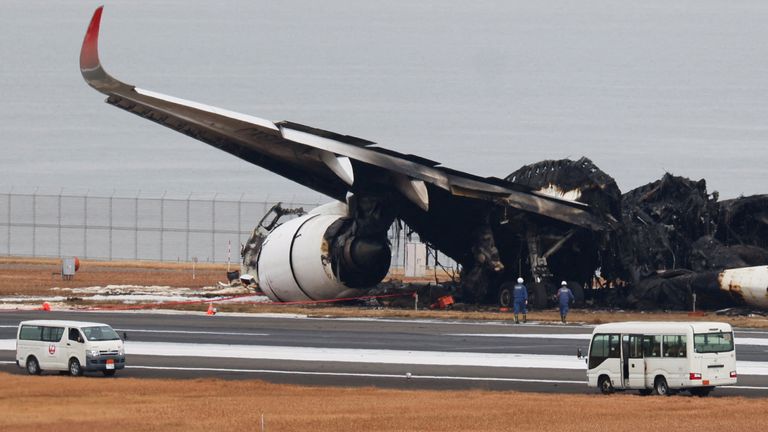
[561,280,567,286]
[517,277,524,284]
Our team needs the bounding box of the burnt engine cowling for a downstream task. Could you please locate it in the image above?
[256,202,391,302]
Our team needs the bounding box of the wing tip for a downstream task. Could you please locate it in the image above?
[80,6,104,72]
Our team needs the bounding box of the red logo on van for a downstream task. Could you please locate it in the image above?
[48,344,56,355]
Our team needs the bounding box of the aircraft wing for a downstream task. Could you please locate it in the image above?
[80,7,610,232]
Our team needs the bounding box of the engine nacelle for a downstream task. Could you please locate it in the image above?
[718,266,768,309]
[256,202,391,302]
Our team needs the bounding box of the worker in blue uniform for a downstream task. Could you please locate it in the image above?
[512,277,528,324]
[556,281,575,323]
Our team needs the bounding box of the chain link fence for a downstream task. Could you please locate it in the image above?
[0,190,456,272]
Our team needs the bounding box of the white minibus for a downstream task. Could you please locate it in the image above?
[586,321,736,396]
[16,320,126,376]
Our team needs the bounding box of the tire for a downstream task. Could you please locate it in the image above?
[26,356,41,375]
[69,358,83,377]
[598,375,614,395]
[102,370,116,377]
[653,377,669,396]
[498,285,512,308]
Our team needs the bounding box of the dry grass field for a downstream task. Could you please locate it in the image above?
[0,257,227,296]
[2,257,767,431]
[0,372,764,432]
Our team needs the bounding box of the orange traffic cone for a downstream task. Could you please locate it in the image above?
[42,302,51,312]
[206,303,217,316]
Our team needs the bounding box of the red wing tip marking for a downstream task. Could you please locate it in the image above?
[80,6,104,73]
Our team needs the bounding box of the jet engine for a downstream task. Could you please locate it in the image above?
[245,202,392,302]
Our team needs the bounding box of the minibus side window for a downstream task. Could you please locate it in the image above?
[643,335,662,357]
[628,335,643,358]
[19,325,42,341]
[41,327,64,342]
[608,334,620,358]
[663,335,687,357]
[589,333,619,369]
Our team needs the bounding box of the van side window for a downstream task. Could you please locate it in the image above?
[663,335,687,357]
[41,327,64,342]
[69,328,83,342]
[19,325,42,341]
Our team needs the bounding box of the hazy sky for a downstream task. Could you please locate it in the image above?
[1,0,766,201]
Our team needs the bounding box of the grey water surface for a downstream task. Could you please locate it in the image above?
[1,0,766,202]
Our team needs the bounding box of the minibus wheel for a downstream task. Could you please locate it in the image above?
[69,358,83,376]
[26,356,41,375]
[653,377,669,396]
[598,376,613,394]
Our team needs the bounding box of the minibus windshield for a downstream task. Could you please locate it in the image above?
[82,326,120,341]
[694,332,734,353]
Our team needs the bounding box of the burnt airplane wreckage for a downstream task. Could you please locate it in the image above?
[80,7,768,311]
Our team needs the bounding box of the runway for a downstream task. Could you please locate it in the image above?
[2,310,768,396]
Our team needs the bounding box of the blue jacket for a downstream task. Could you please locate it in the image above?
[513,283,528,301]
[556,287,574,306]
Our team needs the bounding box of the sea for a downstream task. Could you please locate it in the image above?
[1,1,766,201]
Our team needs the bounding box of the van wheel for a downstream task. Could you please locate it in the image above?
[102,370,116,377]
[654,377,669,396]
[26,356,41,375]
[69,358,83,376]
[598,376,614,394]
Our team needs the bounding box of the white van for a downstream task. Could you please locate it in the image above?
[16,320,126,376]
[586,321,737,396]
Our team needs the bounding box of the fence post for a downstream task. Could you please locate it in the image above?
[32,187,37,257]
[160,191,166,262]
[6,187,12,256]
[83,190,88,259]
[134,190,140,260]
[238,193,243,255]
[109,190,114,261]
[57,188,62,258]
[211,193,218,262]
[186,192,191,262]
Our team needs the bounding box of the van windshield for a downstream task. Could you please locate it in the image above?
[82,326,120,341]
[694,332,734,353]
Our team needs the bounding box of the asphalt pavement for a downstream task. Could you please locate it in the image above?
[1,310,767,396]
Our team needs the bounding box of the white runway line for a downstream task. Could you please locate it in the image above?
[124,341,589,370]
[115,328,269,337]
[448,333,591,340]
[448,333,768,347]
[4,338,768,375]
[127,365,585,384]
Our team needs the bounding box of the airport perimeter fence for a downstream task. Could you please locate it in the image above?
[0,190,456,273]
